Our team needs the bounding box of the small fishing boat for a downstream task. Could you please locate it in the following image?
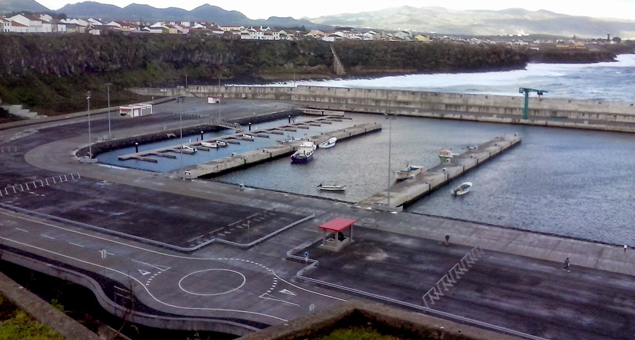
[451,182,472,196]
[240,134,255,141]
[291,141,316,163]
[291,149,314,163]
[394,164,424,181]
[201,141,218,148]
[319,137,337,149]
[215,140,228,147]
[179,145,197,153]
[317,183,346,191]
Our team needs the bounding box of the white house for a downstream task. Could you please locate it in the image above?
[0,18,12,33]
[10,21,29,33]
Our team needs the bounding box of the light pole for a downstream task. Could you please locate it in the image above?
[386,113,393,207]
[87,91,92,158]
[218,75,222,122]
[179,96,183,179]
[105,83,112,139]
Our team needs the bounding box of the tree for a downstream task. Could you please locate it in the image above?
[612,36,622,43]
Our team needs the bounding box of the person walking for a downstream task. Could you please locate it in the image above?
[563,257,571,272]
[445,235,450,246]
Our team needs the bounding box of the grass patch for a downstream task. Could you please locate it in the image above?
[317,326,403,340]
[0,294,66,340]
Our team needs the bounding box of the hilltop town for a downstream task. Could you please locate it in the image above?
[1,12,630,51]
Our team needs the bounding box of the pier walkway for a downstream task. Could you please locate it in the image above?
[357,134,521,209]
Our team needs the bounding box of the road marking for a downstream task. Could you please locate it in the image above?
[272,270,347,302]
[138,269,151,276]
[131,259,170,272]
[69,242,84,248]
[259,293,300,306]
[279,289,295,296]
[0,235,288,322]
[15,228,28,233]
[41,234,56,240]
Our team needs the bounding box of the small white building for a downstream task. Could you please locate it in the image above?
[119,104,152,118]
[207,96,221,104]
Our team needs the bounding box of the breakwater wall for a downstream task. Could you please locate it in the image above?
[128,86,635,132]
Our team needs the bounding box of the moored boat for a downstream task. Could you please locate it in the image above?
[451,182,472,196]
[201,141,218,148]
[317,183,346,191]
[319,137,337,149]
[240,134,255,141]
[179,145,197,153]
[291,149,314,163]
[291,141,316,163]
[394,164,424,181]
[215,140,228,147]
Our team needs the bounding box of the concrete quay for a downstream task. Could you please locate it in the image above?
[357,134,521,209]
[182,122,381,178]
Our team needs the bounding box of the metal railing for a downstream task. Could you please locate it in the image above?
[422,245,485,308]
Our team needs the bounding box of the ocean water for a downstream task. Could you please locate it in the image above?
[293,54,635,102]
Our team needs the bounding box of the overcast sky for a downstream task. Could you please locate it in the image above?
[37,0,635,21]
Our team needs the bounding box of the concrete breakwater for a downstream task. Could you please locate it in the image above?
[129,85,635,132]
[357,134,521,209]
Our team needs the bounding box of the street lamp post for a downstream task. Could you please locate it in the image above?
[105,83,112,139]
[386,114,393,207]
[179,97,183,179]
[87,91,92,158]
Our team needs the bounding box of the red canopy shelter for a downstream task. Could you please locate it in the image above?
[318,218,356,251]
[318,218,356,232]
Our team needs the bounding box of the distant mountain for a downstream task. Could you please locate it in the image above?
[307,6,635,38]
[0,0,49,14]
[54,1,319,27]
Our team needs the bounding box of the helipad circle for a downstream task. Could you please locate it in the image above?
[178,269,246,296]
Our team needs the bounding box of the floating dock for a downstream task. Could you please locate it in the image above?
[183,122,381,178]
[357,134,521,210]
[117,116,351,163]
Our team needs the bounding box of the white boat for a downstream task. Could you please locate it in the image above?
[317,183,346,191]
[215,140,228,147]
[180,145,197,153]
[319,137,337,149]
[240,134,255,141]
[451,182,472,196]
[291,141,317,163]
[201,141,218,148]
[394,164,424,181]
